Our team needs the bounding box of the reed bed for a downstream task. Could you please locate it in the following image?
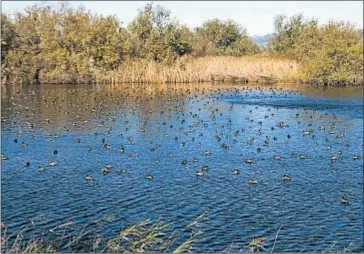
[101,56,300,84]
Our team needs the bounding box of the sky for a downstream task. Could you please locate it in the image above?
[2,1,363,36]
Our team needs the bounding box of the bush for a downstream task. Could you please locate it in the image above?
[269,15,363,85]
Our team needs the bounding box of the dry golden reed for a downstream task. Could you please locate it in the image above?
[101,55,300,84]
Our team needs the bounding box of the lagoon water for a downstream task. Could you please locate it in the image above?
[1,83,363,252]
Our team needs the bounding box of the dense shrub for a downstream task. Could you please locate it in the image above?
[269,15,363,85]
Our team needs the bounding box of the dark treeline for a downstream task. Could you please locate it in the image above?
[1,2,363,85]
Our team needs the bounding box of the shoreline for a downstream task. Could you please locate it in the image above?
[2,56,363,87]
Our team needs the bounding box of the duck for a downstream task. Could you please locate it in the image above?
[340,197,349,205]
[303,130,311,135]
[244,158,254,164]
[119,169,127,174]
[39,166,45,172]
[274,154,281,160]
[192,157,199,162]
[282,175,291,181]
[353,154,360,160]
[24,161,30,167]
[48,161,57,166]
[196,171,204,177]
[85,175,93,181]
[233,169,240,175]
[182,160,188,165]
[119,145,125,153]
[204,150,212,156]
[201,166,209,172]
[249,178,258,184]
[100,167,110,175]
[145,174,154,180]
[331,155,338,161]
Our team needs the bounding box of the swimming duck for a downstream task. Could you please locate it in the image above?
[249,178,258,184]
[244,158,254,164]
[145,174,154,180]
[100,167,110,175]
[331,156,338,161]
[282,175,291,181]
[119,145,125,153]
[182,160,188,165]
[353,154,360,160]
[48,161,57,166]
[39,167,45,172]
[24,161,30,167]
[196,171,204,176]
[274,154,281,160]
[303,130,311,135]
[233,169,240,175]
[119,169,127,174]
[205,150,212,156]
[201,166,209,172]
[192,157,199,162]
[340,197,349,205]
[85,175,93,181]
[2,153,9,160]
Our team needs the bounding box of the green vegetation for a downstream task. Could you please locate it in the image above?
[269,14,363,85]
[1,2,363,86]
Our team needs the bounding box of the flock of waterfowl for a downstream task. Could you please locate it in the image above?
[1,84,362,209]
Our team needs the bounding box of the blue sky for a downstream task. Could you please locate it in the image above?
[2,1,363,35]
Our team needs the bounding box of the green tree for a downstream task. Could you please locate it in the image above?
[194,19,259,56]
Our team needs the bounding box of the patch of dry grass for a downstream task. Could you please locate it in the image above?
[101,55,300,84]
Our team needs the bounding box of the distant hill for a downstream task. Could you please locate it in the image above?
[251,34,275,47]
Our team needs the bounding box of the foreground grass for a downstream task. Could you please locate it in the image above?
[0,215,357,253]
[1,215,205,253]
